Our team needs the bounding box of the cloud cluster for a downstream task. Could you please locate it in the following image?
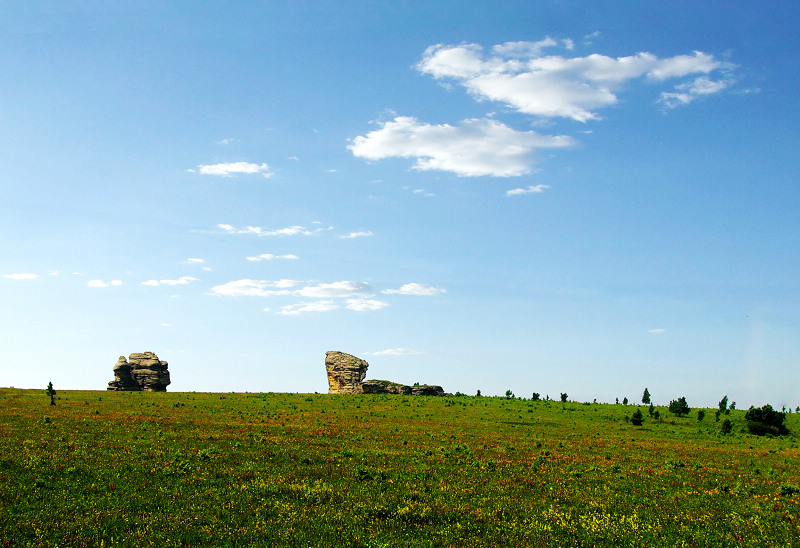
[417,42,731,121]
[191,162,272,178]
[382,283,446,296]
[210,279,443,315]
[4,273,38,280]
[349,117,573,177]
[218,224,331,236]
[141,276,197,287]
[246,253,299,262]
[506,184,550,196]
[350,39,735,178]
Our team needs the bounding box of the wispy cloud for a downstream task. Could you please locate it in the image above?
[648,328,667,334]
[88,279,123,288]
[506,184,550,196]
[346,298,389,312]
[209,279,299,297]
[245,253,299,262]
[4,273,38,280]
[339,231,374,239]
[417,40,733,121]
[349,116,574,177]
[297,281,371,298]
[190,161,272,178]
[185,258,205,264]
[217,224,332,236]
[382,283,446,296]
[278,300,339,315]
[369,348,423,356]
[659,76,734,108]
[141,276,197,287]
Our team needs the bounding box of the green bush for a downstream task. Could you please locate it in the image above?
[631,409,643,426]
[721,419,733,434]
[745,404,789,436]
[668,397,690,416]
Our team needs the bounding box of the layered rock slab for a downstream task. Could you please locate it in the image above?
[107,351,171,392]
[325,351,369,394]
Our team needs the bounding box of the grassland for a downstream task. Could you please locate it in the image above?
[1,388,798,547]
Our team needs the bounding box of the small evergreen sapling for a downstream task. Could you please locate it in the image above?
[642,388,651,405]
[631,408,644,426]
[45,382,56,406]
[668,397,690,416]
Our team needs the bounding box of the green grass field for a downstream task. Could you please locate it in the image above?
[1,388,798,547]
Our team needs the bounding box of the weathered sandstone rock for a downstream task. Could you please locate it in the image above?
[107,351,171,391]
[325,351,369,394]
[362,380,411,395]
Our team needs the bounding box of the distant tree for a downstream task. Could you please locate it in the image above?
[648,403,655,416]
[45,382,56,406]
[560,393,568,403]
[476,390,482,397]
[642,388,651,405]
[697,409,706,422]
[668,397,690,416]
[721,418,733,434]
[745,405,789,436]
[631,409,643,426]
[505,390,514,399]
[531,392,540,402]
[653,409,661,421]
[796,406,799,413]
[615,397,619,405]
[623,397,629,406]
[729,402,736,411]
[715,410,721,422]
[718,395,729,412]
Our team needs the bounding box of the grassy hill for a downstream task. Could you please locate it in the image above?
[1,388,798,547]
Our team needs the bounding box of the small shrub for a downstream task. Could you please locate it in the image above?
[631,409,643,426]
[721,419,733,434]
[745,405,789,436]
[697,410,705,422]
[560,393,568,403]
[531,392,540,401]
[669,397,690,416]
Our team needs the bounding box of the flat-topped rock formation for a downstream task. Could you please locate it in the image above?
[325,351,444,396]
[325,351,369,394]
[362,380,445,396]
[107,352,171,392]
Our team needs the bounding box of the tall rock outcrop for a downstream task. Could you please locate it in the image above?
[325,351,369,394]
[107,352,171,392]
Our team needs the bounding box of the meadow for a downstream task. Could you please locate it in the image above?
[1,388,798,547]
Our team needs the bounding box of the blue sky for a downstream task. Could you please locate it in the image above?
[2,1,798,408]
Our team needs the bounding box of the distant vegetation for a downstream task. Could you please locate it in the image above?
[1,388,798,547]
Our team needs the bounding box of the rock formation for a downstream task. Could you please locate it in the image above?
[325,351,369,394]
[107,352,171,392]
[362,380,445,396]
[325,351,444,396]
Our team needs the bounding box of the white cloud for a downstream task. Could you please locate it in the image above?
[278,300,339,315]
[209,279,298,297]
[648,328,667,334]
[417,41,730,121]
[192,161,272,178]
[141,276,197,287]
[346,298,389,312]
[349,116,574,177]
[298,281,371,298]
[370,348,424,356]
[217,224,331,236]
[4,273,38,280]
[88,279,122,288]
[382,283,446,296]
[185,258,205,264]
[506,184,551,196]
[339,231,373,239]
[659,76,733,108]
[245,253,299,262]
[413,189,435,197]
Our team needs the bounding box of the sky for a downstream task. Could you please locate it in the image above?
[2,1,799,408]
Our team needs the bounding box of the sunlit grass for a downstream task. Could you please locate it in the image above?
[1,389,798,547]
